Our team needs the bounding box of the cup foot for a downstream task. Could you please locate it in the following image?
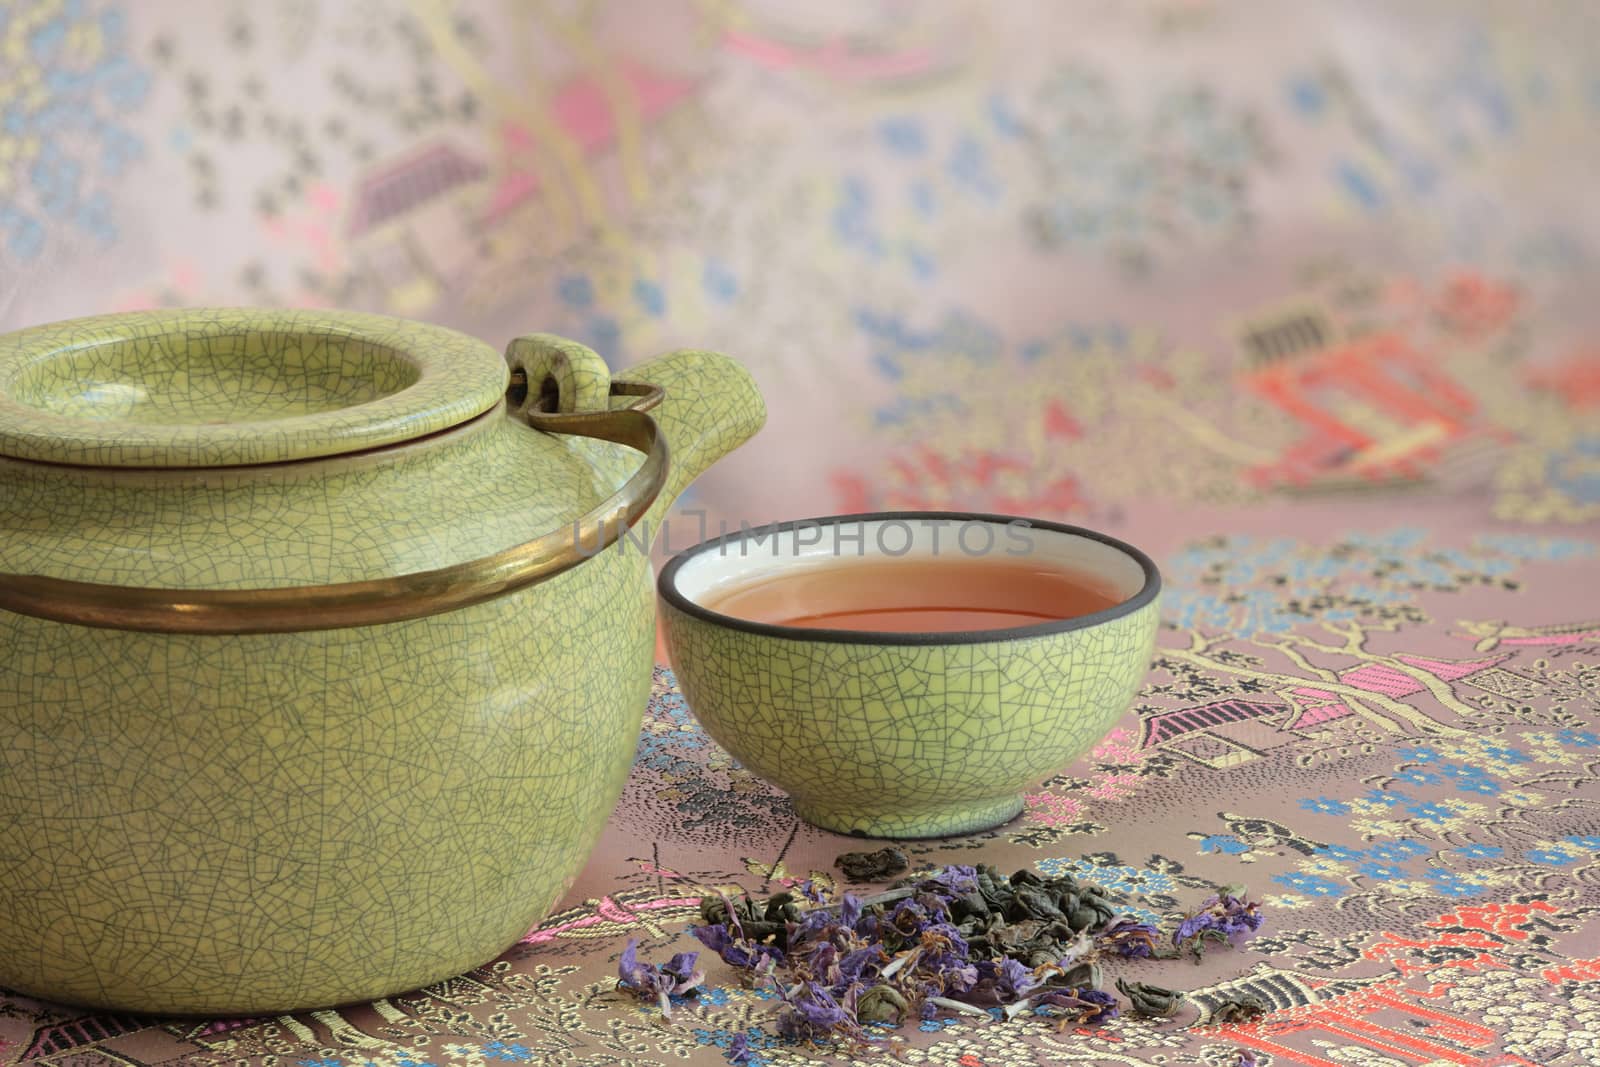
[792,794,1025,840]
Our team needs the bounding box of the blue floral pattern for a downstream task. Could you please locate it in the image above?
[1264,730,1600,905]
[0,0,150,262]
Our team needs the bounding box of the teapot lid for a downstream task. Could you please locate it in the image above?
[0,309,508,468]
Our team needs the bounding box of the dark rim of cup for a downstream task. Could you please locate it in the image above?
[656,510,1162,646]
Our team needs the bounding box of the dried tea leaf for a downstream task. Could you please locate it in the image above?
[857,984,910,1024]
[1211,994,1269,1024]
[1118,978,1186,1018]
[668,863,1265,1052]
[835,847,910,882]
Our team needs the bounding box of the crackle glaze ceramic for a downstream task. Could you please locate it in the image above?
[0,308,763,1014]
[658,514,1160,840]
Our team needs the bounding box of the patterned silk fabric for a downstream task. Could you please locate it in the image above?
[1,1,1598,1064]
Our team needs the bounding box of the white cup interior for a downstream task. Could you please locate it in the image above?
[668,517,1148,609]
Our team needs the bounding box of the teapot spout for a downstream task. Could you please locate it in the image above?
[623,349,765,542]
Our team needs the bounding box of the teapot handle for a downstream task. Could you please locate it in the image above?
[0,381,669,635]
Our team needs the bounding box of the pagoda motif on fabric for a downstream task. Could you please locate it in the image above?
[343,62,702,314]
[1234,301,1502,489]
[1452,616,1600,652]
[1141,652,1510,768]
[1198,963,1547,1066]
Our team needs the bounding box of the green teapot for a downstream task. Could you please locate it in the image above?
[0,308,763,1013]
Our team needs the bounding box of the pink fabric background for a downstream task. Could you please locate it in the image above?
[1,2,1598,1064]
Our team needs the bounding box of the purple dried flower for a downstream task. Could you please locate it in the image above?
[777,981,852,1041]
[888,897,930,936]
[966,956,1042,1006]
[912,923,973,986]
[616,940,705,1019]
[1077,988,1119,1022]
[1034,986,1119,1026]
[618,940,653,991]
[673,866,1266,1047]
[1173,891,1263,958]
[921,891,955,922]
[691,924,785,971]
[1174,913,1212,943]
[1226,895,1265,934]
[998,957,1040,1000]
[690,923,731,953]
[1235,1051,1262,1067]
[795,906,838,942]
[924,922,970,958]
[1205,893,1262,936]
[665,952,700,979]
[726,1032,754,1065]
[1099,916,1161,959]
[939,961,979,995]
[926,864,980,896]
[797,940,840,985]
[796,879,829,904]
[837,945,885,985]
[1017,985,1120,1023]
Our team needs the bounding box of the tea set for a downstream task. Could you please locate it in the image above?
[0,308,1159,1013]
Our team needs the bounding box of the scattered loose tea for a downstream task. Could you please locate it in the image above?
[1099,916,1162,959]
[1117,978,1186,1019]
[1026,986,1120,1030]
[699,893,792,952]
[1173,888,1263,962]
[1210,994,1269,1025]
[777,981,869,1045]
[622,862,1265,1056]
[615,939,704,1019]
[835,846,910,882]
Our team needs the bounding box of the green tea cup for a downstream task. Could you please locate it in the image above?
[658,512,1161,839]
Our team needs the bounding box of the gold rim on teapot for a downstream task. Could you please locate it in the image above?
[0,381,668,635]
